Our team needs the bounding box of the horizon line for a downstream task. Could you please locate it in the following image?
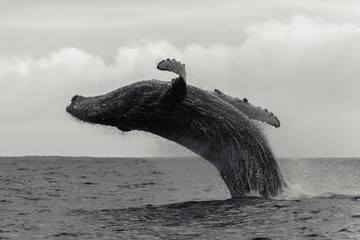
[0,155,359,159]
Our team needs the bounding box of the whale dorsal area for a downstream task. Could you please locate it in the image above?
[213,89,280,128]
[157,59,280,128]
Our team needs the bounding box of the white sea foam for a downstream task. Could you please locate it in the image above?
[275,181,312,200]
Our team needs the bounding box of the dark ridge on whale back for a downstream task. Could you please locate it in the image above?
[66,59,284,198]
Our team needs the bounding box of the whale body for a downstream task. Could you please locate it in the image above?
[66,59,284,198]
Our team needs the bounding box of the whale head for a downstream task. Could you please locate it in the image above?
[67,81,171,132]
[66,59,187,132]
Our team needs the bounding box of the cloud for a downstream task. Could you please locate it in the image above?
[1,15,360,157]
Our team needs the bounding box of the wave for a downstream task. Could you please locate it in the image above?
[275,181,360,200]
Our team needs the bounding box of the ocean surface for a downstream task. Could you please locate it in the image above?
[0,156,359,239]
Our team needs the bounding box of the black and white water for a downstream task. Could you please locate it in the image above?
[0,156,359,239]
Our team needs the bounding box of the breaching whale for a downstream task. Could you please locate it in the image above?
[66,59,284,198]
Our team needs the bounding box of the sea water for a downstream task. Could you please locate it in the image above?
[0,156,359,239]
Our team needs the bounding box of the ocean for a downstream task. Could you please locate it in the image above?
[0,156,359,239]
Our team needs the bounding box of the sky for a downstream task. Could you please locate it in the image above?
[0,0,359,157]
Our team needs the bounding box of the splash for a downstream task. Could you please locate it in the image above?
[275,182,310,200]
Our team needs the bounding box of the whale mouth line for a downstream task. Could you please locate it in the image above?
[116,125,132,132]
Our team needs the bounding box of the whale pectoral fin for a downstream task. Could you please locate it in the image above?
[213,89,281,128]
[157,58,187,81]
[157,59,187,108]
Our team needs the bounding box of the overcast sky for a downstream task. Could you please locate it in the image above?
[1,0,359,157]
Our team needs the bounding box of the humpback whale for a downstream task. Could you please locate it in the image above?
[66,59,284,198]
